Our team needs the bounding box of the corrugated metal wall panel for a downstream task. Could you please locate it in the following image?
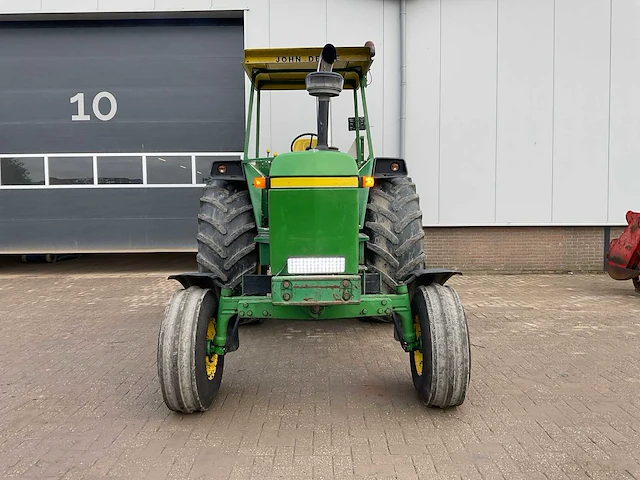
[438,0,497,224]
[608,0,640,221]
[406,0,440,225]
[552,0,610,224]
[495,0,554,224]
[327,0,386,157]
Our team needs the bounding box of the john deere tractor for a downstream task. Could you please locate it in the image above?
[157,43,471,413]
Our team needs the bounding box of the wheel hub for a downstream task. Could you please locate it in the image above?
[206,317,218,380]
[413,314,423,376]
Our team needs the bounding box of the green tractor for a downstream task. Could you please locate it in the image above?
[157,43,471,413]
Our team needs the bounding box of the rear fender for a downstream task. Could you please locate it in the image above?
[372,157,408,178]
[209,158,245,181]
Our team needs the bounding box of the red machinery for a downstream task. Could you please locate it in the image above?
[605,211,640,293]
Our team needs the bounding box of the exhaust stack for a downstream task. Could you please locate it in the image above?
[305,44,344,150]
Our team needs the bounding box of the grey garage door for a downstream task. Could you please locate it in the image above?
[0,17,245,254]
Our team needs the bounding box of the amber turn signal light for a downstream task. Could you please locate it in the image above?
[217,164,227,174]
[253,177,267,189]
[362,176,375,188]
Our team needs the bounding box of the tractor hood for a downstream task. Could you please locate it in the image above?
[268,150,360,276]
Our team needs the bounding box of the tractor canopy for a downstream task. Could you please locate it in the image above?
[242,45,375,90]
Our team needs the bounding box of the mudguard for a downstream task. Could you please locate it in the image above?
[372,157,408,178]
[209,158,245,181]
[392,268,463,344]
[169,273,220,292]
[403,268,462,300]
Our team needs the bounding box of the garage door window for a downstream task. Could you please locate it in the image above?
[146,156,192,185]
[0,152,242,188]
[48,157,93,185]
[97,157,143,185]
[0,157,45,185]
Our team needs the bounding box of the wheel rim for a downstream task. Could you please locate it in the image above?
[413,314,423,376]
[205,317,219,380]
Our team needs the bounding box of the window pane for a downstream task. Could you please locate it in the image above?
[48,157,93,185]
[97,157,143,185]
[146,156,192,185]
[0,157,45,185]
[196,156,242,184]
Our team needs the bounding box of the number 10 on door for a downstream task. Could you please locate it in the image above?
[70,92,118,122]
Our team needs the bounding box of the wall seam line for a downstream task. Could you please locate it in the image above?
[437,0,442,225]
[382,0,385,156]
[494,0,499,223]
[550,0,556,223]
[268,0,272,150]
[606,0,612,222]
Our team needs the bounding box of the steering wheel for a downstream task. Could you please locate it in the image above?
[290,132,318,152]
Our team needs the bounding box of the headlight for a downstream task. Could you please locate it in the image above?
[287,256,345,274]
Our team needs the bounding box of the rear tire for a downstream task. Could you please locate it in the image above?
[196,180,261,325]
[409,284,471,408]
[363,177,427,294]
[196,180,258,292]
[362,177,427,323]
[157,286,224,413]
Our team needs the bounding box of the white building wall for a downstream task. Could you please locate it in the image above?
[609,1,640,222]
[407,0,640,227]
[552,0,610,225]
[495,0,553,224]
[2,0,640,227]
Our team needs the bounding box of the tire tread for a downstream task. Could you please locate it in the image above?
[196,180,258,289]
[412,283,471,408]
[363,177,426,293]
[157,287,222,414]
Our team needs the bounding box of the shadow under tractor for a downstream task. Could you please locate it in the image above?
[157,42,472,413]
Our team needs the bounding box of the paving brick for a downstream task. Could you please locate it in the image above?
[332,455,353,477]
[2,259,640,479]
[353,461,395,477]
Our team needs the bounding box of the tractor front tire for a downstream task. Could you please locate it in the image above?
[364,177,427,294]
[157,286,224,413]
[409,284,471,408]
[196,180,258,292]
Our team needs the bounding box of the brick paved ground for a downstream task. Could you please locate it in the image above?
[1,255,640,479]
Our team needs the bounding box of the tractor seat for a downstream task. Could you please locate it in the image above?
[291,137,318,152]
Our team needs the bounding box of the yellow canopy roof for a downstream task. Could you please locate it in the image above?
[243,45,375,90]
